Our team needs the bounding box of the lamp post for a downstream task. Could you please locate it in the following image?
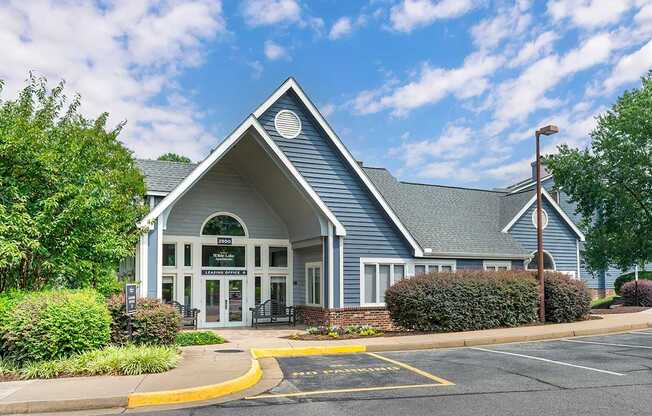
[535,124,559,322]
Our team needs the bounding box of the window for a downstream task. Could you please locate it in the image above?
[184,244,192,267]
[183,275,192,306]
[162,275,174,303]
[531,208,549,230]
[202,245,246,267]
[255,246,261,268]
[306,263,321,305]
[526,251,555,271]
[414,262,456,275]
[484,261,512,271]
[269,247,288,268]
[271,276,287,309]
[202,214,246,236]
[362,261,407,305]
[255,276,262,305]
[163,244,176,267]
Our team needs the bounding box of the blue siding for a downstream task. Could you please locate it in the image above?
[333,236,341,308]
[147,223,158,298]
[260,92,413,306]
[510,199,578,274]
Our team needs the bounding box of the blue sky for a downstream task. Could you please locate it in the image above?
[2,0,652,188]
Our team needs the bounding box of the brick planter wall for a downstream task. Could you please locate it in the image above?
[295,305,398,330]
[588,288,616,299]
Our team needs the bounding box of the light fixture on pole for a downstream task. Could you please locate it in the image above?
[535,124,559,322]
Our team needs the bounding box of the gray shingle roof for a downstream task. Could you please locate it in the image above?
[135,159,197,193]
[499,190,534,229]
[364,167,530,258]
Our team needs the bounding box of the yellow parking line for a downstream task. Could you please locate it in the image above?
[366,352,455,385]
[246,383,450,399]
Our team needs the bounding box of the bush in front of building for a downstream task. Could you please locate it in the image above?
[175,331,225,346]
[108,294,180,346]
[543,272,592,323]
[1,290,111,364]
[621,280,652,307]
[385,271,539,332]
[614,271,652,295]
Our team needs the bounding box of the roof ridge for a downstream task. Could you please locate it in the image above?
[398,180,507,194]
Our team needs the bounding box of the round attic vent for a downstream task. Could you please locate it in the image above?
[274,109,302,139]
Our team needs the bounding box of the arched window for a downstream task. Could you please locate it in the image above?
[526,251,556,271]
[201,214,247,236]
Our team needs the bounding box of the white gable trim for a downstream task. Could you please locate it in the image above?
[501,188,585,241]
[253,78,424,257]
[138,115,346,236]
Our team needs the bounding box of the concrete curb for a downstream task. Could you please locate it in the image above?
[0,395,128,415]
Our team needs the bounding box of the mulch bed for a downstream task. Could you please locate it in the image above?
[591,306,650,314]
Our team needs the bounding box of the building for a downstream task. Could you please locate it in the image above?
[133,78,588,329]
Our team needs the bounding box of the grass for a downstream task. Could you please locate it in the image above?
[1,345,180,380]
[175,331,225,346]
[591,295,618,309]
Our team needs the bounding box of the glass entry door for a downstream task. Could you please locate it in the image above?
[202,277,244,327]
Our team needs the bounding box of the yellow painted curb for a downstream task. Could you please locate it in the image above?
[127,358,262,408]
[251,345,367,359]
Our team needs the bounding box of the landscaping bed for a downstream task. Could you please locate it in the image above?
[590,306,650,314]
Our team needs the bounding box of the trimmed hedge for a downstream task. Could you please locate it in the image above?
[385,270,539,332]
[175,331,225,346]
[621,280,652,307]
[108,295,180,346]
[543,272,591,323]
[1,290,111,364]
[614,271,652,295]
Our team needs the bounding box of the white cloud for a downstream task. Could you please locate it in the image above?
[0,0,226,161]
[320,103,336,117]
[603,38,652,92]
[509,31,559,67]
[242,0,301,26]
[487,32,614,133]
[389,0,476,33]
[547,0,634,28]
[248,60,264,79]
[264,40,288,60]
[471,1,532,50]
[392,124,474,168]
[329,17,353,40]
[352,52,502,116]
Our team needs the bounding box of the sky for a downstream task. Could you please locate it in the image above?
[1,0,652,189]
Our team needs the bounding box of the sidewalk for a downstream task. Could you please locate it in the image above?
[0,346,256,415]
[1,311,651,414]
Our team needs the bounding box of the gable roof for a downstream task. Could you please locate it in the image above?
[364,167,530,259]
[252,78,424,257]
[135,159,197,194]
[137,115,346,236]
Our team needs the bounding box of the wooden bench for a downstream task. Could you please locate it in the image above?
[249,299,295,328]
[171,301,200,329]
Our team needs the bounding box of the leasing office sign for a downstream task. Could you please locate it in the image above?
[202,269,247,276]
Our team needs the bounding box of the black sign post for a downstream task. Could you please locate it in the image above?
[125,284,138,342]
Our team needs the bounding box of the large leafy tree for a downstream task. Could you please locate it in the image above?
[157,152,191,163]
[0,76,148,292]
[546,71,652,273]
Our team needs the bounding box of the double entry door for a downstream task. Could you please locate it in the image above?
[202,277,244,327]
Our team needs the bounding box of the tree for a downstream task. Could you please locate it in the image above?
[545,71,652,273]
[157,153,191,163]
[0,76,148,292]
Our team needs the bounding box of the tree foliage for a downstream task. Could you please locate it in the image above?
[157,152,191,163]
[545,71,652,272]
[0,76,147,291]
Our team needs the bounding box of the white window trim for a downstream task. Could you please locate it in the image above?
[525,250,557,271]
[531,208,549,230]
[413,260,457,275]
[162,242,177,268]
[305,261,323,307]
[359,258,409,307]
[483,260,512,271]
[200,211,249,238]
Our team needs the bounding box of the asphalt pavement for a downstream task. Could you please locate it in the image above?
[127,330,652,416]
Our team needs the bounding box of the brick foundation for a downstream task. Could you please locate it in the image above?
[295,305,398,331]
[588,288,615,299]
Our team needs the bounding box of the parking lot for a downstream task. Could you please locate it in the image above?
[142,330,652,416]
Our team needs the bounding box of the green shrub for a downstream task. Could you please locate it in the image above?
[175,331,225,346]
[0,290,28,334]
[614,271,652,295]
[2,290,111,363]
[305,325,382,337]
[108,294,180,346]
[385,270,539,332]
[17,345,179,379]
[621,280,652,307]
[544,272,592,323]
